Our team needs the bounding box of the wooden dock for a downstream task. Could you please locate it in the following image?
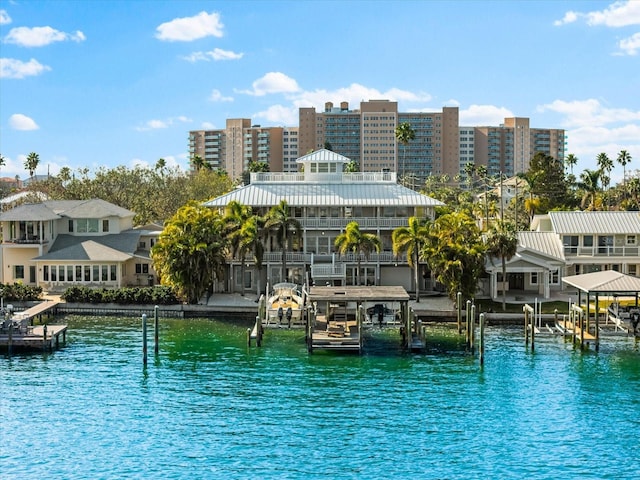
[1,300,67,352]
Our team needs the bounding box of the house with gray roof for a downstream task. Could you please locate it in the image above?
[203,149,443,294]
[0,199,160,291]
[485,211,640,300]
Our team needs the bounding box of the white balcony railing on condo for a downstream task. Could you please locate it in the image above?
[565,246,640,257]
[260,251,406,264]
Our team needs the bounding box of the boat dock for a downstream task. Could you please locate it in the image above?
[0,300,67,352]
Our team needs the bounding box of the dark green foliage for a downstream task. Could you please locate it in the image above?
[0,283,43,301]
[61,286,179,305]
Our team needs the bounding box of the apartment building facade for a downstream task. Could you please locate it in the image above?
[188,119,299,181]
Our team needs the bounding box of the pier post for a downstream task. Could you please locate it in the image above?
[465,300,472,346]
[479,313,485,366]
[524,306,529,345]
[457,292,462,334]
[247,328,251,347]
[7,320,12,356]
[154,306,159,355]
[142,314,148,367]
[43,324,48,352]
[470,303,476,354]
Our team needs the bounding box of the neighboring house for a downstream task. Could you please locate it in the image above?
[203,149,444,294]
[484,211,640,301]
[532,211,640,278]
[0,199,159,292]
[484,231,565,300]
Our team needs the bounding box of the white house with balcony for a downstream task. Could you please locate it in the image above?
[0,199,160,291]
[531,211,640,278]
[203,149,444,294]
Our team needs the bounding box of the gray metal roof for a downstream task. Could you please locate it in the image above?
[562,270,640,294]
[203,182,444,208]
[0,199,134,222]
[517,231,565,261]
[35,233,140,261]
[549,211,640,234]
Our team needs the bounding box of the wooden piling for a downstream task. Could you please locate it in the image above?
[479,313,485,366]
[43,324,48,352]
[457,292,462,334]
[470,303,476,353]
[142,314,148,367]
[247,328,251,347]
[154,305,159,355]
[465,300,472,345]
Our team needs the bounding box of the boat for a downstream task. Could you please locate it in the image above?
[266,283,305,327]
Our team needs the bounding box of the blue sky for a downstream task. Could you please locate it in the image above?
[1,0,639,182]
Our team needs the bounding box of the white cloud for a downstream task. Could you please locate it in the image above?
[254,104,298,125]
[183,48,243,62]
[238,72,300,96]
[458,105,514,125]
[537,98,640,128]
[135,116,191,131]
[4,26,85,47]
[209,89,233,102]
[155,11,224,42]
[0,57,51,78]
[555,1,640,27]
[9,113,39,130]
[618,32,640,55]
[0,9,11,25]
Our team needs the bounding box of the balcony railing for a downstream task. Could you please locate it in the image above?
[250,171,397,183]
[258,251,407,264]
[7,236,48,245]
[565,246,640,257]
[311,264,346,279]
[300,217,411,230]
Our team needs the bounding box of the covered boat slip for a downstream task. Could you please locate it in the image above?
[560,271,640,351]
[306,286,420,352]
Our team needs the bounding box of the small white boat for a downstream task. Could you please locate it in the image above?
[267,283,304,326]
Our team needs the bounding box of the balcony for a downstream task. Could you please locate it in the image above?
[300,217,411,230]
[565,246,640,257]
[7,236,48,245]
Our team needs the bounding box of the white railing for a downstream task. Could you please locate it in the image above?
[568,246,640,257]
[259,251,407,264]
[251,171,397,183]
[300,217,411,229]
[311,264,346,278]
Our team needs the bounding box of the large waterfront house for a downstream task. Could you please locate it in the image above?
[203,149,444,294]
[484,211,640,299]
[0,199,160,291]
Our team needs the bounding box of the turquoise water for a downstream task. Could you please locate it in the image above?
[1,316,639,479]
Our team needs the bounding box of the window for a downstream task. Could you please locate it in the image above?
[629,265,637,276]
[135,263,149,274]
[549,269,559,285]
[103,220,109,232]
[43,265,49,281]
[13,265,24,279]
[84,266,91,282]
[583,235,593,247]
[110,265,117,281]
[530,272,538,285]
[77,219,99,233]
[627,235,637,245]
[68,219,74,233]
[101,266,108,281]
[51,267,57,281]
[67,266,74,281]
[76,266,82,281]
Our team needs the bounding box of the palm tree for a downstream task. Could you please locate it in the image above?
[617,149,632,193]
[565,153,578,176]
[578,169,601,210]
[25,152,40,181]
[392,216,431,302]
[264,200,302,283]
[236,216,265,297]
[596,152,613,209]
[395,122,415,181]
[191,154,209,172]
[223,200,253,294]
[335,221,381,286]
[485,221,518,311]
[0,154,6,171]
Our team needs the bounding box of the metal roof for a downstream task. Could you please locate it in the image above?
[517,231,565,261]
[295,149,351,164]
[203,182,444,208]
[549,211,640,234]
[309,285,410,303]
[0,199,134,221]
[562,270,640,294]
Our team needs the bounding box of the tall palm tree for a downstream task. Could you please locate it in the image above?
[191,154,209,172]
[617,149,632,193]
[392,216,431,302]
[395,122,415,181]
[236,216,265,297]
[25,152,40,181]
[223,200,253,294]
[565,153,578,176]
[264,200,301,283]
[485,221,518,311]
[335,221,381,286]
[596,152,613,209]
[578,169,601,210]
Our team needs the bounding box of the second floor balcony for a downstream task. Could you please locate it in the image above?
[564,245,640,257]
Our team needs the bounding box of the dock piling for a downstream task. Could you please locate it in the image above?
[479,313,485,366]
[142,314,148,367]
[154,305,159,355]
